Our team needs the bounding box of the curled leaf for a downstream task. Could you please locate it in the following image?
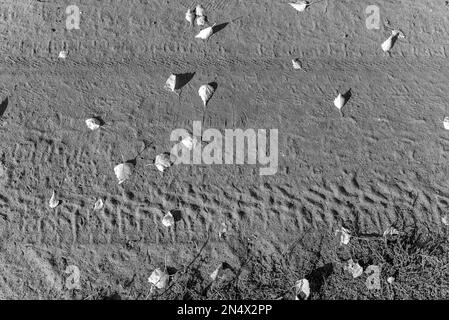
[185,9,195,25]
[196,15,207,26]
[161,211,175,227]
[58,50,68,59]
[49,190,60,208]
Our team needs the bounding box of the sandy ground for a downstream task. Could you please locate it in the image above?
[0,0,448,299]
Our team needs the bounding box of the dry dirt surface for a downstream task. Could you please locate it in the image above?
[0,0,448,299]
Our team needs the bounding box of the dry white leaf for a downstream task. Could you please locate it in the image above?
[338,227,351,245]
[195,4,205,16]
[148,268,169,289]
[198,84,215,107]
[289,1,310,12]
[162,211,175,227]
[295,279,310,300]
[164,74,178,92]
[0,163,8,183]
[218,222,227,237]
[114,163,133,184]
[441,214,449,226]
[334,93,346,110]
[181,135,199,150]
[85,118,101,130]
[383,226,400,237]
[94,198,104,211]
[210,264,223,281]
[292,58,303,70]
[58,50,68,59]
[49,190,60,208]
[185,9,195,25]
[381,35,395,52]
[155,153,173,172]
[443,117,449,130]
[195,25,214,40]
[387,277,395,284]
[344,259,363,278]
[196,15,207,26]
[381,30,404,52]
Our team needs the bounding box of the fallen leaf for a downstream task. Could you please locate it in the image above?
[292,58,303,70]
[49,190,60,208]
[289,1,310,12]
[114,163,133,184]
[185,9,195,26]
[334,93,346,110]
[148,268,169,289]
[383,226,400,237]
[338,227,351,245]
[344,259,363,278]
[198,84,215,106]
[218,222,227,238]
[195,4,206,16]
[381,30,404,52]
[295,278,310,300]
[210,264,223,281]
[164,74,178,92]
[387,277,395,284]
[444,117,449,130]
[195,25,215,40]
[154,153,174,172]
[85,118,101,130]
[161,211,175,227]
[94,198,104,210]
[442,214,449,226]
[181,135,199,150]
[196,15,207,26]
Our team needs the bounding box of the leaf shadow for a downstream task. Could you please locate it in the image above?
[175,72,195,90]
[212,22,229,36]
[0,97,8,118]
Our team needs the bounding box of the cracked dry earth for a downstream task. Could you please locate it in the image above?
[0,0,448,299]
